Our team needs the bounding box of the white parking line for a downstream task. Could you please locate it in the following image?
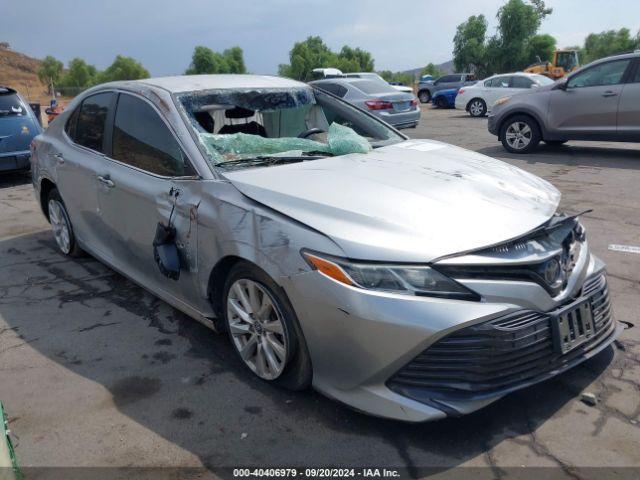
[608,244,640,254]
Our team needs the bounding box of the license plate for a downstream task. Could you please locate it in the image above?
[550,298,596,354]
[394,101,411,111]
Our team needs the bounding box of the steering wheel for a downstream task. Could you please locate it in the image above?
[297,128,325,139]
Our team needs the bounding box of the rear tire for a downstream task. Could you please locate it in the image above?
[468,98,487,117]
[500,115,541,154]
[47,188,83,257]
[222,261,312,391]
[418,90,431,104]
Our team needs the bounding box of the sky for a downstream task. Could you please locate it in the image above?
[2,0,639,76]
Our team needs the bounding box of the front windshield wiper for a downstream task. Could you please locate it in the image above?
[217,154,329,169]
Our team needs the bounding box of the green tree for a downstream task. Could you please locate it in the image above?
[452,0,557,77]
[421,63,445,78]
[37,55,63,94]
[453,15,488,74]
[222,46,247,74]
[279,36,339,81]
[279,36,375,80]
[337,46,374,72]
[61,58,98,89]
[494,0,541,72]
[98,55,149,82]
[379,70,413,85]
[186,46,228,74]
[582,28,640,63]
[526,33,557,64]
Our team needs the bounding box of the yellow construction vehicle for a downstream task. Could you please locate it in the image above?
[525,49,580,79]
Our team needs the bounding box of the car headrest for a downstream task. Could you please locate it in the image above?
[225,106,255,119]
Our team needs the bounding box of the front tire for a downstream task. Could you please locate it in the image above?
[435,96,448,108]
[500,115,541,154]
[468,98,487,117]
[47,188,83,257]
[223,261,312,390]
[418,90,431,104]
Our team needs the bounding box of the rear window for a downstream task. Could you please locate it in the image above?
[350,80,397,94]
[0,93,27,116]
[315,83,348,98]
[74,92,114,153]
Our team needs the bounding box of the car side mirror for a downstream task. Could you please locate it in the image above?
[556,80,568,91]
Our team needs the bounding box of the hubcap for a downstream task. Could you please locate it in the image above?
[48,199,71,254]
[227,279,287,380]
[505,121,532,150]
[470,101,483,116]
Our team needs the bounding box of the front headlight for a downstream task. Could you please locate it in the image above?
[301,251,480,301]
[494,96,511,107]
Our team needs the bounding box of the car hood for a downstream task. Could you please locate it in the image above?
[223,140,560,262]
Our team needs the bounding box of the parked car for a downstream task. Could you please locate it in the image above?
[432,88,458,108]
[310,77,419,129]
[32,74,619,422]
[312,68,344,79]
[489,52,640,153]
[417,73,477,103]
[456,72,555,117]
[343,72,413,94]
[0,86,43,173]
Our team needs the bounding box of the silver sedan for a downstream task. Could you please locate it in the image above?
[31,74,619,421]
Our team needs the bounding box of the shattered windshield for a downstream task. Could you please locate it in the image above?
[176,86,404,168]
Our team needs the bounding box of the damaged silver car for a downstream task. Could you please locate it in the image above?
[30,74,620,421]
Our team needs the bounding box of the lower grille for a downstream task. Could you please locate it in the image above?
[388,274,615,401]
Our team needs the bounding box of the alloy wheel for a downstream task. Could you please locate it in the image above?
[469,100,484,117]
[505,121,532,150]
[48,199,71,254]
[227,279,287,380]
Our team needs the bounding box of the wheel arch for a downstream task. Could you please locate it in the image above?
[39,178,57,222]
[498,110,546,140]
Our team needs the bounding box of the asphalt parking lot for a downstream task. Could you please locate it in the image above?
[1,106,639,477]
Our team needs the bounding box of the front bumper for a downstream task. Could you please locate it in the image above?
[487,114,500,136]
[282,256,619,422]
[0,150,31,172]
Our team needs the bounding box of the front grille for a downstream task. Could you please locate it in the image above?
[388,274,615,401]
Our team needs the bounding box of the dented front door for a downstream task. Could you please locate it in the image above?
[96,161,203,307]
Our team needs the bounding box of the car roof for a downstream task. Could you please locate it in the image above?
[310,77,380,86]
[0,86,18,95]
[125,74,307,93]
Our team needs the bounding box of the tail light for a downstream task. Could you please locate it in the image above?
[458,89,465,95]
[365,99,394,110]
[410,98,418,107]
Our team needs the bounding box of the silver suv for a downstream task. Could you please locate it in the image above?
[488,52,640,153]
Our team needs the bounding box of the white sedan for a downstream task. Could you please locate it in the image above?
[455,72,555,117]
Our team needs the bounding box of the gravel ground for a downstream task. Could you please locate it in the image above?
[0,106,638,478]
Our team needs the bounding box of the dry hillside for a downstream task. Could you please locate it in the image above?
[0,43,54,104]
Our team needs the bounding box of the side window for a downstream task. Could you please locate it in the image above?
[632,62,640,83]
[64,106,80,141]
[511,76,533,89]
[567,59,631,88]
[487,77,509,88]
[112,94,191,177]
[75,92,114,153]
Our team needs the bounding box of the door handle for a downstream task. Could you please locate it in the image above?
[49,152,64,164]
[97,175,115,188]
[602,91,618,97]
